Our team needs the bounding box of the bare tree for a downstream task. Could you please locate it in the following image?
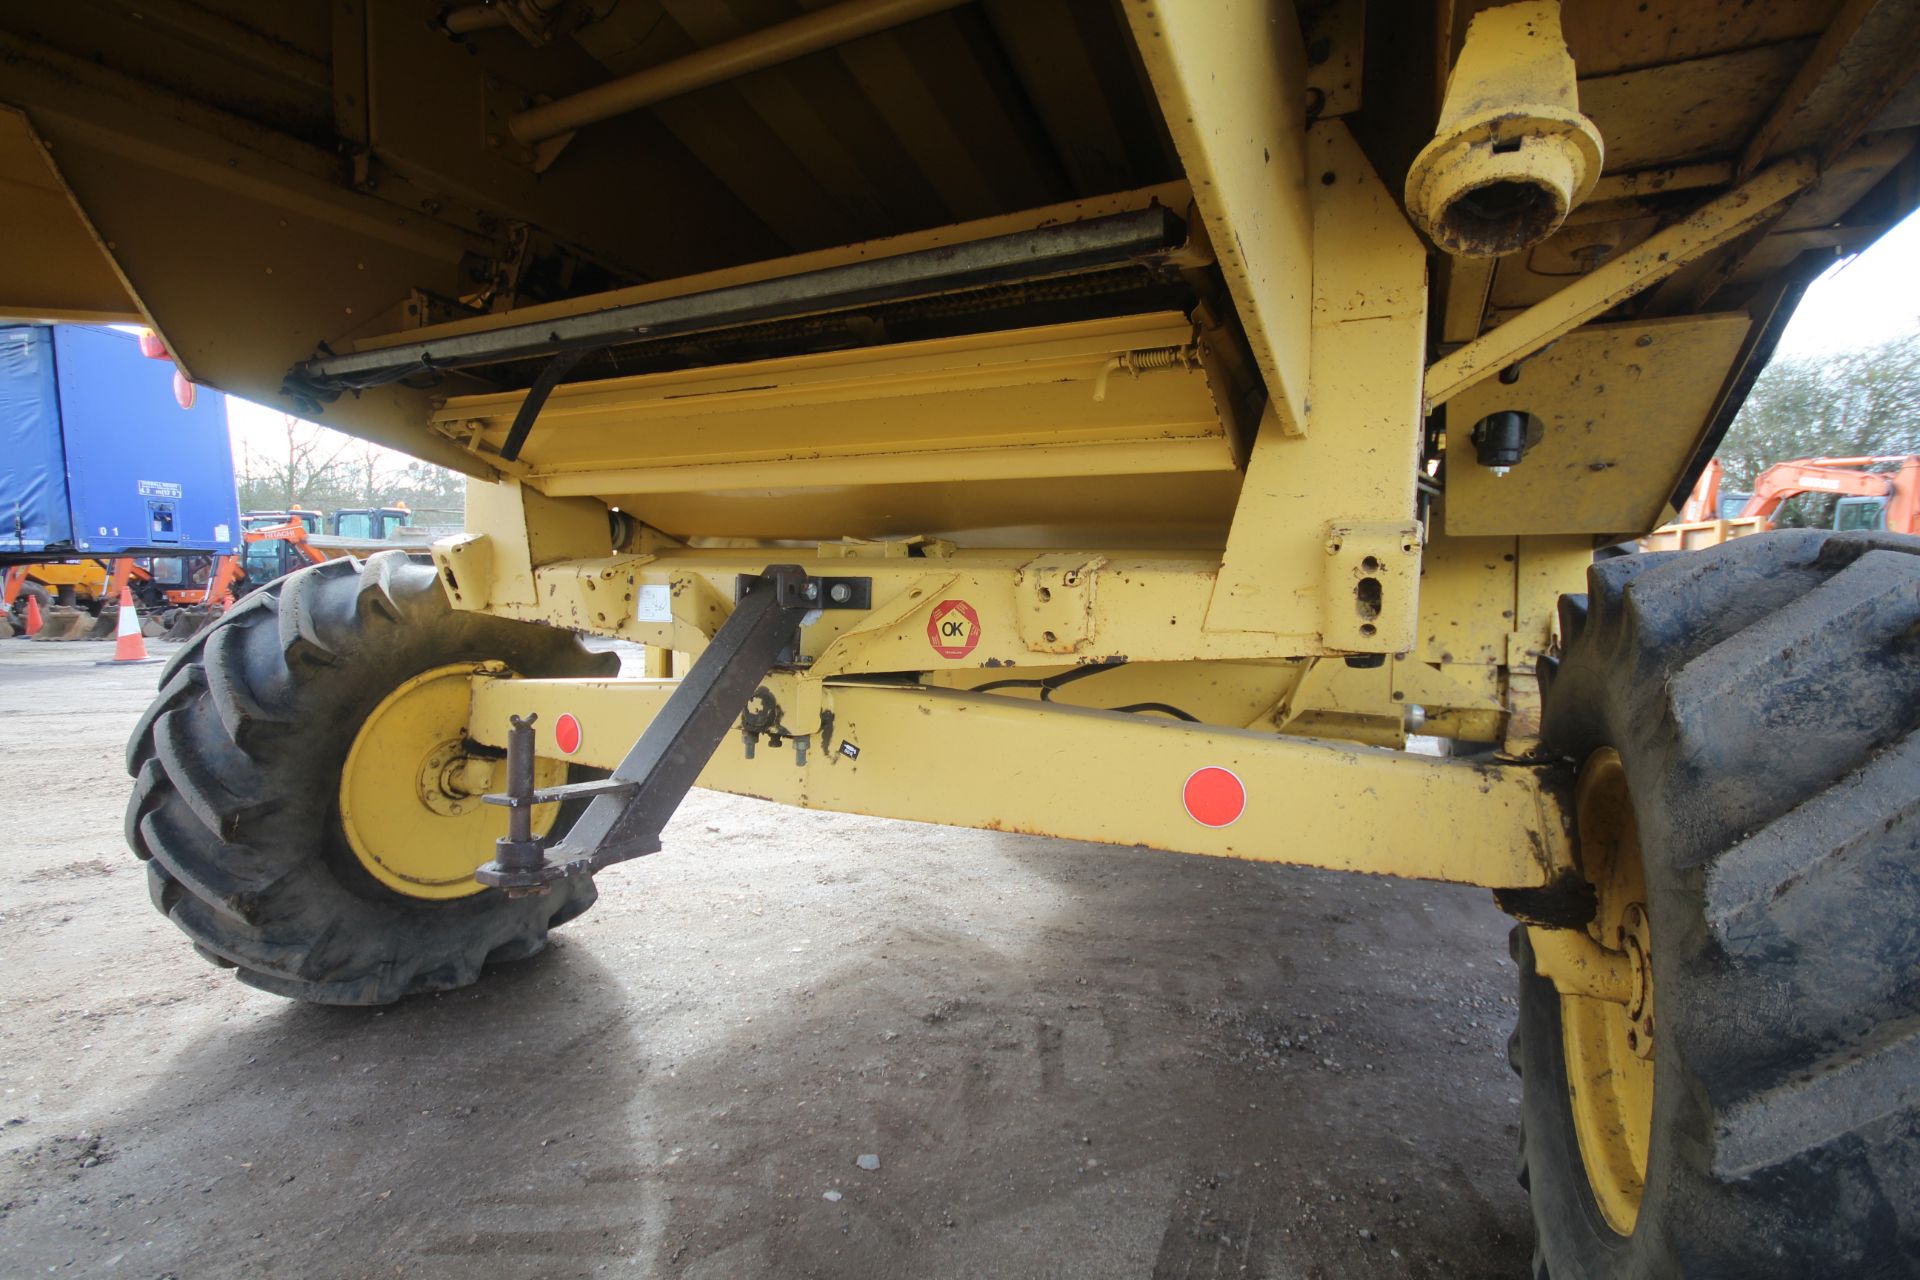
[236,414,358,512]
[234,411,467,525]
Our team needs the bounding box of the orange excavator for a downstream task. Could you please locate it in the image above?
[199,512,432,610]
[1645,456,1920,550]
[194,520,341,608]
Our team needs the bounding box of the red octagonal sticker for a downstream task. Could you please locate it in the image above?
[927,599,981,660]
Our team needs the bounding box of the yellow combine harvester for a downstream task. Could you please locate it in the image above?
[3,2,1915,1271]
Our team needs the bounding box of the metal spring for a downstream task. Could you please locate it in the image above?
[1093,343,1201,402]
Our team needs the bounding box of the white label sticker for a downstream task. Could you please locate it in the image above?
[635,583,672,623]
[214,524,230,543]
[138,480,183,499]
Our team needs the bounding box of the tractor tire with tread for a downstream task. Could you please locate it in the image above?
[1517,529,1920,1277]
[124,551,615,1005]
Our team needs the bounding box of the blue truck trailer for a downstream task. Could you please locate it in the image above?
[0,324,240,563]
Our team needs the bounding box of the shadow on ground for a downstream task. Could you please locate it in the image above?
[3,781,1533,1279]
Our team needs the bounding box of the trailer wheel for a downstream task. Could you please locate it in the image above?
[123,552,616,1004]
[10,580,52,626]
[1515,530,1920,1276]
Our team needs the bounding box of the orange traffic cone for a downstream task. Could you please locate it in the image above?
[23,593,42,637]
[111,584,150,662]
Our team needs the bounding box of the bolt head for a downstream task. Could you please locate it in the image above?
[829,583,853,603]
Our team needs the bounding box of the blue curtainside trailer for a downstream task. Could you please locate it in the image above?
[0,324,240,562]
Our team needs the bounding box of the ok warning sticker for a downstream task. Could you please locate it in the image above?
[927,599,981,659]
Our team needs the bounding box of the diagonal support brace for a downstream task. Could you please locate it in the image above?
[475,564,822,891]
[1422,156,1816,412]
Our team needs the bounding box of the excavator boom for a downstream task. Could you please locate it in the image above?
[1741,457,1899,521]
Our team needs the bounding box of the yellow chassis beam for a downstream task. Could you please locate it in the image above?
[467,672,1574,890]
[440,541,1425,668]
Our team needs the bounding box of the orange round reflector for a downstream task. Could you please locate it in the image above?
[1183,766,1246,827]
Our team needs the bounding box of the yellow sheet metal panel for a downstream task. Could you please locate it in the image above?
[439,314,1228,478]
[1554,0,1831,77]
[6,53,488,475]
[358,0,784,281]
[1393,657,1503,717]
[1275,656,1404,747]
[1206,121,1426,648]
[1443,314,1753,536]
[441,313,1243,547]
[537,439,1235,496]
[456,479,613,608]
[1578,43,1805,171]
[1418,530,1519,667]
[468,674,1571,889]
[1124,0,1312,437]
[1514,534,1595,667]
[587,471,1246,549]
[0,109,138,324]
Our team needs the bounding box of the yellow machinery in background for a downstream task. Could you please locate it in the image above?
[4,2,1917,1273]
[13,560,113,606]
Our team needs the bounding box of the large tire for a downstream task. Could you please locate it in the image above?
[124,552,616,1005]
[10,580,52,626]
[1516,530,1920,1277]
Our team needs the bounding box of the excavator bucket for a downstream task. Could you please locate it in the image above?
[159,607,217,643]
[31,607,100,642]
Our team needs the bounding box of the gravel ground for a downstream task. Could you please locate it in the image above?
[0,638,1534,1278]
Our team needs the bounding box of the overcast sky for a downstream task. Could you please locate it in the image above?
[1773,206,1920,357]
[226,206,1920,462]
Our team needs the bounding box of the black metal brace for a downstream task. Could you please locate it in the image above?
[498,347,588,463]
[475,564,848,892]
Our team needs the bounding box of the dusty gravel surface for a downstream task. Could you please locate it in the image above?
[0,638,1534,1278]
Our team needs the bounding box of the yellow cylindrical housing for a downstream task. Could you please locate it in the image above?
[1405,1,1603,258]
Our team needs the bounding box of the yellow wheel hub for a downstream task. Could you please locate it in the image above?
[339,662,566,900]
[1560,747,1655,1236]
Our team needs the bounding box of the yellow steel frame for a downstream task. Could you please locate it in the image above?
[1123,0,1312,439]
[1203,122,1426,650]
[412,20,1833,893]
[8,0,1871,894]
[439,541,1418,670]
[466,671,1574,891]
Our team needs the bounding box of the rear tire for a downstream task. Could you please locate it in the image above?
[1516,530,1920,1276]
[124,552,616,1004]
[11,580,51,626]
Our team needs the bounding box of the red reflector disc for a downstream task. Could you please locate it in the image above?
[554,713,582,755]
[1183,766,1245,827]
